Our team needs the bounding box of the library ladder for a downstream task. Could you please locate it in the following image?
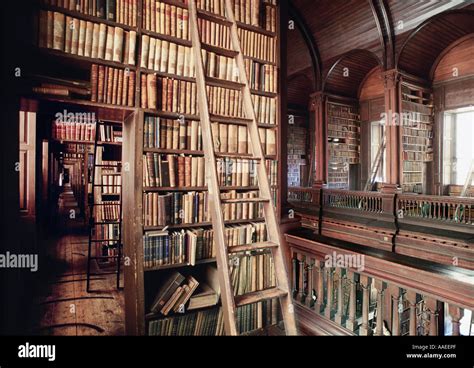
[363,137,386,192]
[187,0,297,335]
[86,121,123,292]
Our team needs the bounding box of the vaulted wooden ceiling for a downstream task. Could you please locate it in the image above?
[287,0,474,102]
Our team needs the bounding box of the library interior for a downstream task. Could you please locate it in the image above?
[1,0,473,336]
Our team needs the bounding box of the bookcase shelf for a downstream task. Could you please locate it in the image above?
[144,257,216,272]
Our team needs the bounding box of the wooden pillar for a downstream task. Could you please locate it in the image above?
[374,279,386,336]
[309,92,327,188]
[334,268,344,325]
[306,259,314,308]
[346,271,357,331]
[406,290,417,336]
[325,268,333,319]
[291,252,298,298]
[381,69,402,193]
[448,304,463,336]
[297,253,305,302]
[315,260,324,313]
[425,297,438,336]
[388,285,400,336]
[360,275,370,336]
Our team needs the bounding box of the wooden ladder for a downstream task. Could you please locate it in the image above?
[187,0,297,335]
[363,137,385,192]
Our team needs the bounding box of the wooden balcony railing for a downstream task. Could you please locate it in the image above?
[287,231,474,336]
[287,186,316,204]
[323,189,385,214]
[397,194,474,225]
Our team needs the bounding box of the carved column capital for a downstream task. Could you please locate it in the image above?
[309,91,326,111]
[382,69,402,89]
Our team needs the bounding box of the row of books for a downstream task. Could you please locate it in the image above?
[402,136,431,146]
[94,201,121,221]
[141,75,198,113]
[148,306,224,336]
[402,126,433,137]
[140,36,195,77]
[402,151,426,162]
[143,117,202,150]
[231,251,275,296]
[401,183,423,193]
[403,172,423,184]
[42,0,138,27]
[142,0,190,40]
[93,223,120,245]
[143,192,211,226]
[207,85,243,118]
[98,123,123,142]
[143,154,206,188]
[244,59,277,93]
[52,121,96,141]
[237,28,276,63]
[216,158,258,187]
[198,18,231,50]
[202,50,239,82]
[232,0,276,32]
[328,123,359,133]
[403,161,423,172]
[402,143,429,153]
[91,64,136,106]
[143,190,266,226]
[252,94,277,125]
[100,174,122,194]
[39,11,137,65]
[327,104,360,119]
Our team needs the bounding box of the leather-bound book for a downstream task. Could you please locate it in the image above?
[91,64,99,102]
[98,23,107,59]
[97,65,105,103]
[184,156,192,187]
[70,18,80,54]
[121,69,129,106]
[84,21,94,57]
[116,69,123,105]
[140,74,147,108]
[160,40,169,72]
[113,27,124,62]
[77,20,86,56]
[147,37,156,70]
[146,73,157,109]
[112,67,119,105]
[106,67,114,104]
[52,12,66,51]
[177,156,185,187]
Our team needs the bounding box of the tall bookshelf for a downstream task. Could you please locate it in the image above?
[401,83,433,194]
[33,0,283,336]
[326,100,361,189]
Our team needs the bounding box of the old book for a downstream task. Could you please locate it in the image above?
[97,65,105,103]
[98,23,107,58]
[141,74,147,108]
[52,12,65,51]
[238,125,247,154]
[219,123,228,152]
[150,272,185,313]
[91,64,98,102]
[140,34,149,68]
[168,42,177,75]
[176,45,185,76]
[172,276,199,313]
[117,69,123,105]
[77,20,86,56]
[146,74,157,109]
[113,27,124,62]
[70,18,80,54]
[160,40,169,73]
[104,26,114,60]
[154,39,162,71]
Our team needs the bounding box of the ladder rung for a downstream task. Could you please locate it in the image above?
[234,287,288,307]
[201,43,238,58]
[215,152,260,160]
[206,76,245,90]
[227,241,278,253]
[209,114,252,126]
[221,197,270,204]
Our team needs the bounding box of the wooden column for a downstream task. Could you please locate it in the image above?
[309,92,327,188]
[381,69,402,192]
[406,290,417,336]
[346,271,357,331]
[306,259,314,308]
[389,285,400,336]
[448,304,463,336]
[360,275,370,336]
[425,297,438,336]
[315,260,324,313]
[374,279,386,336]
[334,268,344,325]
[325,268,334,319]
[297,253,305,302]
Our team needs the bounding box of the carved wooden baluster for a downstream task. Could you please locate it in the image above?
[346,271,357,331]
[315,260,324,314]
[292,252,298,298]
[334,268,344,325]
[388,285,401,336]
[359,275,370,336]
[425,297,438,336]
[374,279,386,336]
[448,304,463,336]
[306,259,314,308]
[325,268,334,319]
[297,253,305,302]
[406,290,417,336]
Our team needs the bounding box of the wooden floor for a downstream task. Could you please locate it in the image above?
[32,186,125,336]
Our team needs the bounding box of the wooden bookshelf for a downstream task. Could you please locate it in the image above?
[326,100,361,189]
[401,83,434,194]
[33,0,283,336]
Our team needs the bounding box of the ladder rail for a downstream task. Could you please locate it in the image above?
[223,0,297,335]
[188,0,238,336]
[363,137,385,192]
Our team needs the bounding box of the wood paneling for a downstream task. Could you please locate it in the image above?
[359,66,384,100]
[288,72,314,106]
[323,50,380,98]
[433,35,474,83]
[397,11,474,80]
[287,24,313,77]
